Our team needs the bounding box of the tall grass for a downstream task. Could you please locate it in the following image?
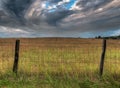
[0,38,120,87]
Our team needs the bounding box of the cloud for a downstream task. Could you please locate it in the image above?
[73,0,113,11]
[59,0,120,33]
[2,0,33,17]
[0,0,120,37]
[44,10,73,25]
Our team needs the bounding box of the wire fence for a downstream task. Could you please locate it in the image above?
[0,38,120,77]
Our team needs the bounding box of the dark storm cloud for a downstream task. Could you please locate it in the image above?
[3,0,33,17]
[0,0,35,28]
[44,10,73,25]
[76,0,113,11]
[0,0,120,37]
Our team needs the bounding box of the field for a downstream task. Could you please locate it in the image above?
[0,38,120,88]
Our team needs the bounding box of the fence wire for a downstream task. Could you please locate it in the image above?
[105,40,120,75]
[0,38,119,77]
[0,39,15,74]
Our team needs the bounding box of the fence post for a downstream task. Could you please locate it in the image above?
[13,40,20,74]
[100,39,107,76]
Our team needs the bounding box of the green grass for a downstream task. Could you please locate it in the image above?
[0,38,120,87]
[0,73,120,88]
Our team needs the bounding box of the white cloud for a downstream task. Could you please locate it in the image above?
[0,0,120,37]
[24,0,43,19]
[0,26,29,33]
[58,0,70,5]
[41,3,46,9]
[70,0,83,10]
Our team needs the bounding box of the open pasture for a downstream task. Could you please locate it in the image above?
[0,38,120,88]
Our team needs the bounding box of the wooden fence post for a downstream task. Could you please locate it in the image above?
[13,40,20,73]
[100,39,107,76]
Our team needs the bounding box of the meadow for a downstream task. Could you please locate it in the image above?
[0,38,120,88]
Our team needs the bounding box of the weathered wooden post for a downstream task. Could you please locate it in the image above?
[13,40,20,74]
[100,39,107,76]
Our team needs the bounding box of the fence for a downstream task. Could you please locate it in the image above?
[0,38,120,77]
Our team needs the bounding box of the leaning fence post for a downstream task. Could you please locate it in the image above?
[100,39,107,76]
[13,40,20,74]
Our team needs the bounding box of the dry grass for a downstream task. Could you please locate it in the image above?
[0,38,120,88]
[0,38,119,77]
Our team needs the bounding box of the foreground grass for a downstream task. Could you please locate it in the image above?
[0,73,120,88]
[0,38,120,88]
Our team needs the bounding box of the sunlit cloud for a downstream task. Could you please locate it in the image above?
[0,0,120,37]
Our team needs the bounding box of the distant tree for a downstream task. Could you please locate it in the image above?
[95,36,98,39]
[95,36,102,39]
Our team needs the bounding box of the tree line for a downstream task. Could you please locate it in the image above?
[95,35,120,39]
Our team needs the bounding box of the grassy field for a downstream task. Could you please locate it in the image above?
[0,38,120,88]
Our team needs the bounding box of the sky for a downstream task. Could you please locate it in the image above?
[0,0,120,38]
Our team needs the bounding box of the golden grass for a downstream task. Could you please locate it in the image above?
[0,38,120,78]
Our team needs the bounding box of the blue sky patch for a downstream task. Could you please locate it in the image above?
[45,0,76,10]
[65,0,76,9]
